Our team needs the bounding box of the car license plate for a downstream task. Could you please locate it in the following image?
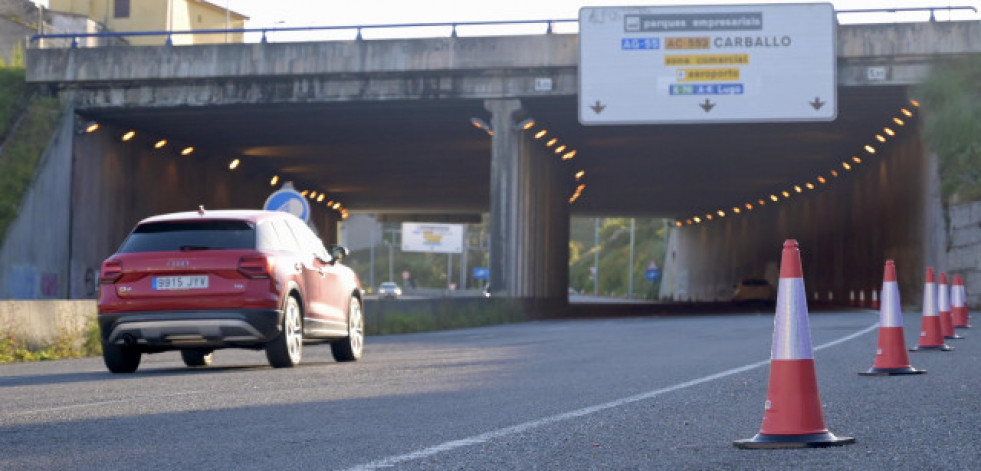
[153,275,209,290]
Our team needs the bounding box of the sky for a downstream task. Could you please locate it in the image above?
[31,1,981,39]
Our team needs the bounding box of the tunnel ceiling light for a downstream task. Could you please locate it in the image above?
[806,182,815,190]
[745,203,753,210]
[686,219,693,225]
[831,170,839,177]
[732,207,741,214]
[122,130,136,142]
[470,117,491,131]
[794,185,802,193]
[852,156,862,164]
[675,221,683,227]
[893,117,905,126]
[562,150,577,160]
[228,158,240,170]
[817,176,827,184]
[317,194,325,202]
[535,129,547,139]
[85,122,99,133]
[901,108,913,117]
[884,127,895,136]
[546,138,558,147]
[154,139,167,149]
[181,146,195,156]
[326,200,335,206]
[575,170,585,180]
[554,145,567,154]
[309,191,318,199]
[842,162,852,170]
[705,214,713,220]
[758,199,766,206]
[781,191,790,198]
[332,202,341,209]
[717,210,726,217]
[517,118,535,130]
[770,194,778,202]
[909,99,920,107]
[270,175,279,186]
[301,190,310,197]
[864,145,876,154]
[875,134,886,143]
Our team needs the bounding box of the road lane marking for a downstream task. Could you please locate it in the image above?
[345,322,879,470]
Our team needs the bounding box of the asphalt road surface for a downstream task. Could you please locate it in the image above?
[1,309,979,470]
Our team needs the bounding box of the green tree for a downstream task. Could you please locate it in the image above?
[914,56,981,202]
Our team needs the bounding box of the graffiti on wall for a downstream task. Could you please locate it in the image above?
[7,265,61,299]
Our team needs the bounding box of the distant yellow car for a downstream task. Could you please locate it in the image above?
[733,278,776,304]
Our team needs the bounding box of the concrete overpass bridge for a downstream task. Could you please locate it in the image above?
[9,18,981,304]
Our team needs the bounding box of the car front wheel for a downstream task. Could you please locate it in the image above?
[266,296,303,368]
[103,341,141,373]
[331,297,364,362]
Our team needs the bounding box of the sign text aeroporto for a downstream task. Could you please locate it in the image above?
[579,3,836,125]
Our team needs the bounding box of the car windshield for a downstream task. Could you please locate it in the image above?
[380,283,397,289]
[118,220,255,253]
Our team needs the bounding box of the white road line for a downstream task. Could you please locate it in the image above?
[345,322,879,471]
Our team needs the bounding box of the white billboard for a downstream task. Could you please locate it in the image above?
[401,223,463,254]
[579,3,836,124]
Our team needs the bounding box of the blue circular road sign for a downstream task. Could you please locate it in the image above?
[264,188,310,222]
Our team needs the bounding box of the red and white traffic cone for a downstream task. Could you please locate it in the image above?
[858,290,867,308]
[952,275,972,328]
[939,273,963,340]
[871,289,880,310]
[734,240,855,449]
[860,261,925,376]
[911,267,952,352]
[849,290,856,307]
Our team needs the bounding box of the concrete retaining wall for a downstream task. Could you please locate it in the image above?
[0,107,72,299]
[946,201,981,308]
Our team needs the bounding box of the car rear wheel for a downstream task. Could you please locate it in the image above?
[181,349,214,367]
[266,295,303,368]
[331,297,364,362]
[103,342,141,373]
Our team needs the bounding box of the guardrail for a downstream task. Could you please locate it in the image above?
[26,6,980,49]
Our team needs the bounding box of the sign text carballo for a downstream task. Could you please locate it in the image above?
[579,3,836,124]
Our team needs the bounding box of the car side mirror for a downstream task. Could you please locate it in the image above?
[328,245,349,262]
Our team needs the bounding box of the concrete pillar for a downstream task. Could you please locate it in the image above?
[485,99,569,299]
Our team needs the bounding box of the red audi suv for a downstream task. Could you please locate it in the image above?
[97,208,364,373]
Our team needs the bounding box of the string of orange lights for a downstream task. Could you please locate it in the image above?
[81,124,350,220]
[674,99,920,228]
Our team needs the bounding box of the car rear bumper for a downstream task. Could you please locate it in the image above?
[98,309,282,349]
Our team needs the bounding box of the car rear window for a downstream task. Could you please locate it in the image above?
[117,220,255,253]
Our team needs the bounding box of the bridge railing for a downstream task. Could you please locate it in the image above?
[27,6,979,49]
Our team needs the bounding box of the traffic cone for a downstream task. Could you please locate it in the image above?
[938,273,963,339]
[871,289,880,310]
[849,290,856,307]
[734,240,855,449]
[952,275,972,328]
[858,290,867,308]
[911,267,952,352]
[860,261,925,376]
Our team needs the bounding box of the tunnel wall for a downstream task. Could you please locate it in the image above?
[63,121,337,299]
[661,121,938,306]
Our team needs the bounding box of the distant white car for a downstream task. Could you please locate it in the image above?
[378,282,402,299]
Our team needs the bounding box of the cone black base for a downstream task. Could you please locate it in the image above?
[859,366,926,376]
[910,344,953,352]
[734,432,855,449]
[944,334,965,339]
[954,324,972,328]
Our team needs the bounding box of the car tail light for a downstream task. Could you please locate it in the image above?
[238,255,273,279]
[100,261,123,284]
